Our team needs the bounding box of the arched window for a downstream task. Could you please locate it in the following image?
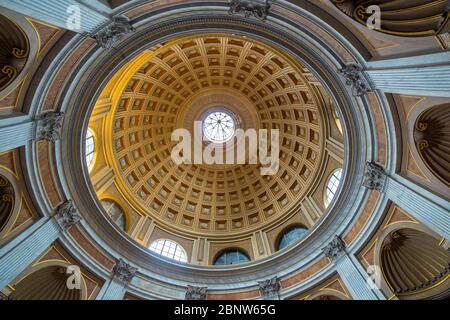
[277,226,307,251]
[149,239,187,262]
[325,168,343,207]
[101,200,126,231]
[85,129,95,169]
[213,249,250,266]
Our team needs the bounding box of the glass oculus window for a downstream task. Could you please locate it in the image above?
[85,129,95,169]
[149,239,187,262]
[203,110,236,143]
[213,249,250,265]
[101,199,126,231]
[325,168,343,207]
[277,226,308,251]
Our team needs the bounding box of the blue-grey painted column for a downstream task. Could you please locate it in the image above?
[384,176,450,239]
[366,51,450,98]
[322,236,385,300]
[0,119,35,152]
[0,201,81,290]
[0,217,59,289]
[96,259,137,300]
[0,0,111,33]
[363,162,450,240]
[97,278,127,300]
[0,111,66,152]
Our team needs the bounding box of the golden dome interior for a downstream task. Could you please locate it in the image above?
[92,34,331,238]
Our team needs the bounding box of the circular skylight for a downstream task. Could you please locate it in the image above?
[203,110,235,143]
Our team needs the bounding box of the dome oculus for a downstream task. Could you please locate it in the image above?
[202,110,236,143]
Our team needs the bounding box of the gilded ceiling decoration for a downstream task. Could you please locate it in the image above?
[102,34,329,237]
[331,0,450,37]
[0,14,29,91]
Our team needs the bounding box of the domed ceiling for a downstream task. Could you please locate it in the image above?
[89,33,334,243]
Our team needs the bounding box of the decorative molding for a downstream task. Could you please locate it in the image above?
[338,64,371,96]
[55,200,82,230]
[93,16,135,49]
[185,285,208,300]
[112,258,137,284]
[322,235,346,262]
[258,276,281,299]
[363,162,386,192]
[228,0,271,21]
[36,112,64,142]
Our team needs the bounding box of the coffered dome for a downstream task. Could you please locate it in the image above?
[3,0,450,302]
[91,34,331,241]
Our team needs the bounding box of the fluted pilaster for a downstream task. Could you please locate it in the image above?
[322,236,384,300]
[0,0,110,33]
[96,278,127,300]
[96,259,137,300]
[0,218,59,289]
[366,52,450,98]
[0,120,35,152]
[384,177,450,239]
[0,201,81,290]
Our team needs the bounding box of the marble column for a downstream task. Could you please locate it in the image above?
[322,236,384,300]
[363,162,450,240]
[0,201,81,289]
[0,0,111,33]
[96,258,137,300]
[366,52,450,98]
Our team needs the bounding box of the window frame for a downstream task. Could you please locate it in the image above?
[277,225,308,251]
[324,168,343,207]
[213,248,250,266]
[149,239,188,263]
[85,128,96,170]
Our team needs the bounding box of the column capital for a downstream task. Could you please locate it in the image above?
[363,162,386,192]
[112,258,137,284]
[55,200,82,230]
[322,235,346,262]
[93,16,135,49]
[258,276,281,300]
[185,285,208,300]
[339,64,372,96]
[229,0,272,21]
[36,112,64,142]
